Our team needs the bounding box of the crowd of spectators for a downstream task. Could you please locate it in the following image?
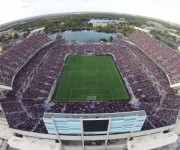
[114,36,180,129]
[0,32,52,86]
[0,33,179,137]
[128,31,180,84]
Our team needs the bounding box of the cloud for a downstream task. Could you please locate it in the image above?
[0,0,180,25]
[22,5,33,9]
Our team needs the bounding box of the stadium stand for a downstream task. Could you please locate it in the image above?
[128,31,180,86]
[0,31,179,149]
[0,32,52,88]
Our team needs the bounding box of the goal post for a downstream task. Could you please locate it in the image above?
[87,96,96,101]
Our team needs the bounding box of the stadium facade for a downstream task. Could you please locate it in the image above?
[0,30,179,150]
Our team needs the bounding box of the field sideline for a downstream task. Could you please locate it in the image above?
[53,55,130,102]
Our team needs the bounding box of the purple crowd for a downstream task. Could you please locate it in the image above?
[0,32,52,86]
[128,31,180,84]
[0,32,180,134]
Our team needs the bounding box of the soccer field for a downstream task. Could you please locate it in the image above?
[53,55,130,102]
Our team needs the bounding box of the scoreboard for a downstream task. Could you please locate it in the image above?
[43,111,146,135]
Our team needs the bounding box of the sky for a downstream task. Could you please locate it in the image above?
[0,0,180,25]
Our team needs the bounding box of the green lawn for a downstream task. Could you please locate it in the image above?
[53,55,130,102]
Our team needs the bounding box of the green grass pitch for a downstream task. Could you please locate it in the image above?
[53,55,130,102]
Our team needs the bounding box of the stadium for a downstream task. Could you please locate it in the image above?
[0,30,180,150]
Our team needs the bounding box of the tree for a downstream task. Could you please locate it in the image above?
[109,36,113,42]
[154,35,160,41]
[120,26,135,36]
[88,23,93,27]
[0,35,5,42]
[13,32,19,39]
